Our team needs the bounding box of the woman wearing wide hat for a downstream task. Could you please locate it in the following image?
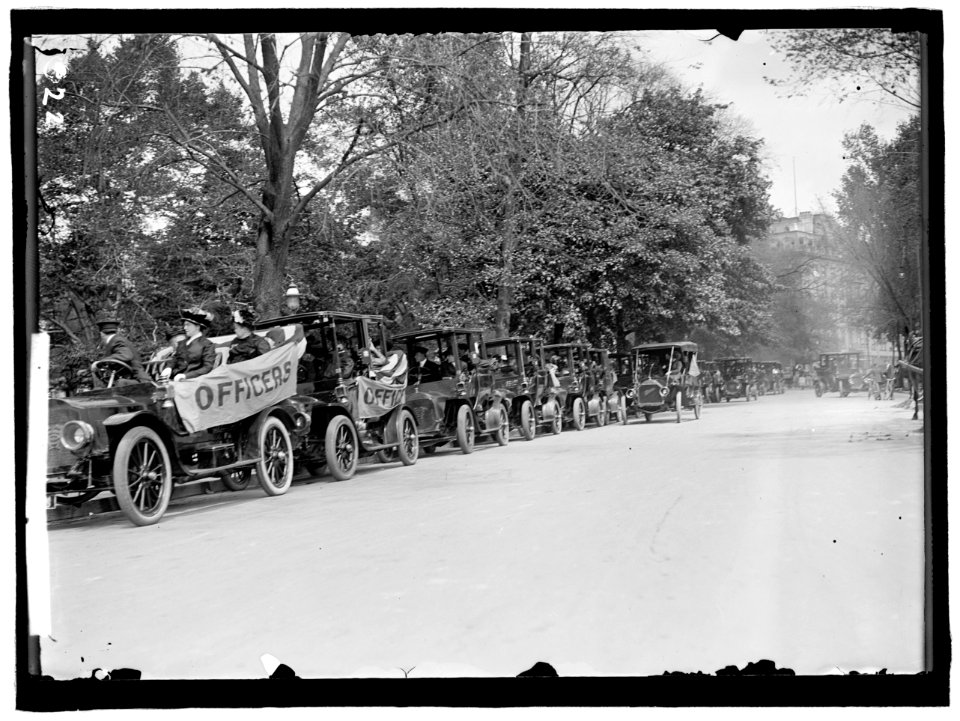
[228,308,270,364]
[165,307,217,381]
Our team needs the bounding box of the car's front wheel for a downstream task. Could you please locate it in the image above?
[257,416,293,496]
[519,400,536,441]
[550,400,563,435]
[456,404,475,454]
[493,403,510,446]
[397,409,419,465]
[571,397,586,430]
[113,426,173,526]
[325,415,359,480]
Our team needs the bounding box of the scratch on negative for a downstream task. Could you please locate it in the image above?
[650,494,683,558]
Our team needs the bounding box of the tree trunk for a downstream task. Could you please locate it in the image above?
[492,33,531,339]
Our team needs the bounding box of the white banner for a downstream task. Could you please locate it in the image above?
[352,375,406,419]
[173,342,300,433]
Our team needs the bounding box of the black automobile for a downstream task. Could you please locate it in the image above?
[393,327,509,454]
[814,352,867,397]
[631,342,704,422]
[255,311,420,479]
[47,323,314,526]
[716,357,758,402]
[543,343,593,431]
[485,335,560,439]
[698,360,722,403]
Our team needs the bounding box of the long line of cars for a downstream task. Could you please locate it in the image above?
[44,309,780,526]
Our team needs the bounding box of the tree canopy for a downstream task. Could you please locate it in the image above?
[37,31,778,391]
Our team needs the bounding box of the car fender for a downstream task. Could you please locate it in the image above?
[102,412,180,469]
[380,403,418,446]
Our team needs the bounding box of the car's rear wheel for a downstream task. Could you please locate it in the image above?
[519,400,536,441]
[113,426,172,526]
[375,449,396,464]
[221,468,251,492]
[571,397,586,430]
[257,416,293,496]
[397,410,419,465]
[456,404,475,454]
[325,416,358,480]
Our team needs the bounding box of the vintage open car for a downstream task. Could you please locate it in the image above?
[608,351,635,423]
[814,352,868,397]
[702,360,727,403]
[255,311,420,478]
[393,327,508,454]
[47,323,314,526]
[757,361,785,395]
[543,342,597,431]
[631,341,703,422]
[716,357,758,402]
[485,335,561,439]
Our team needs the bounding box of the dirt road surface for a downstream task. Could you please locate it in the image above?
[38,390,925,679]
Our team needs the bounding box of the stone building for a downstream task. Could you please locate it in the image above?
[752,212,891,366]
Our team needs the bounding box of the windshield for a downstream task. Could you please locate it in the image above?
[635,349,683,378]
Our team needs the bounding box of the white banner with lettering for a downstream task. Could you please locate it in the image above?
[352,375,407,419]
[172,342,300,433]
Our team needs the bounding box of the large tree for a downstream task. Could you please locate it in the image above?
[833,116,922,338]
[764,28,921,110]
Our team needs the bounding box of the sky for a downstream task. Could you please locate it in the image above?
[629,28,918,219]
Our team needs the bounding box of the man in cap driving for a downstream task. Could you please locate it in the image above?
[94,316,150,384]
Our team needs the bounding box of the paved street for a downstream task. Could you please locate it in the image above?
[38,390,925,680]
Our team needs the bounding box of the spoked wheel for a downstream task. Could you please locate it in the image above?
[221,468,252,491]
[397,409,419,465]
[550,400,563,435]
[519,400,536,441]
[257,416,293,496]
[493,403,510,446]
[596,397,608,427]
[113,426,173,526]
[675,391,683,423]
[325,415,359,480]
[571,397,586,430]
[456,404,475,454]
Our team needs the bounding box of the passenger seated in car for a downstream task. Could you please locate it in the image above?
[164,307,217,382]
[371,341,408,385]
[228,309,270,364]
[440,350,457,378]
